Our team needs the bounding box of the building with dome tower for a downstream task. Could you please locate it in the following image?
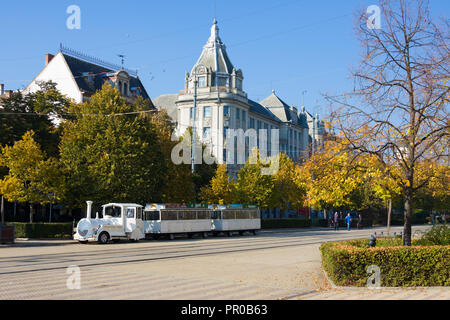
[154,19,324,177]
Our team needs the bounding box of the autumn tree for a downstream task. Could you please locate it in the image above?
[327,0,449,245]
[0,81,71,157]
[149,110,195,203]
[233,149,276,208]
[59,83,166,207]
[0,131,64,222]
[272,153,306,211]
[199,164,234,204]
[297,140,366,216]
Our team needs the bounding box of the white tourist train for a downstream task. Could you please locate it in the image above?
[74,201,261,244]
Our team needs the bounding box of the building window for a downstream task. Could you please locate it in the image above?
[190,107,194,119]
[224,106,230,117]
[250,118,255,128]
[198,76,206,87]
[242,111,246,122]
[236,109,240,119]
[203,127,211,139]
[236,79,242,90]
[203,106,211,118]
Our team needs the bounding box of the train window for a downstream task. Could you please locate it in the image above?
[197,211,209,219]
[223,211,236,220]
[161,211,178,220]
[136,207,142,220]
[145,211,160,221]
[186,211,197,220]
[236,210,249,219]
[251,210,260,219]
[104,206,121,218]
[126,208,135,218]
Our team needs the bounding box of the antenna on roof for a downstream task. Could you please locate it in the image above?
[301,90,307,107]
[118,54,126,70]
[59,44,138,77]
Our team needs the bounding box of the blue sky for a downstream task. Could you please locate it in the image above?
[0,0,448,116]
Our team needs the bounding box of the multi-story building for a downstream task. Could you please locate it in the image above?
[154,19,324,176]
[23,46,153,106]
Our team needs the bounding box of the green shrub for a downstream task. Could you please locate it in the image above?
[261,219,311,229]
[320,240,450,287]
[416,225,450,246]
[7,223,73,239]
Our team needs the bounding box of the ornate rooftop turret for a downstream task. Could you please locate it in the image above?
[187,19,243,92]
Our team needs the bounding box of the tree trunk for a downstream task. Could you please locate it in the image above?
[1,196,5,226]
[29,204,35,223]
[403,188,413,246]
[387,198,392,236]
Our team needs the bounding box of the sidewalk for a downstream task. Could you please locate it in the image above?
[0,238,76,248]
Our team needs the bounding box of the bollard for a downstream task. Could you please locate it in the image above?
[369,234,377,248]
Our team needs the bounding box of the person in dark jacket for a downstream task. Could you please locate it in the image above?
[357,213,363,229]
[333,212,339,231]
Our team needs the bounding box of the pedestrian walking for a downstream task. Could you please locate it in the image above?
[357,213,363,229]
[345,213,352,231]
[430,212,435,226]
[333,212,339,231]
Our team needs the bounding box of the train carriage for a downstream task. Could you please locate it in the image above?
[211,204,261,236]
[143,204,212,240]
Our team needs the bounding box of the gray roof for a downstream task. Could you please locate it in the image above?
[153,94,179,122]
[259,92,308,128]
[248,99,281,123]
[62,53,152,104]
[191,19,235,75]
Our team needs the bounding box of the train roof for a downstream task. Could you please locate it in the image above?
[102,203,143,208]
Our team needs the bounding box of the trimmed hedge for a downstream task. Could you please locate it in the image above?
[261,219,312,229]
[320,239,450,287]
[7,222,73,239]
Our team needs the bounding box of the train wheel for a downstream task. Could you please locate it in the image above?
[169,234,175,240]
[238,231,244,236]
[202,232,208,239]
[227,231,233,237]
[252,230,257,236]
[98,232,109,244]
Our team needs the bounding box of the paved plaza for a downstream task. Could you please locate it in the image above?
[0,226,448,300]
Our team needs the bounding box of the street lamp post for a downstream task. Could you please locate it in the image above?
[192,77,198,174]
[48,193,55,223]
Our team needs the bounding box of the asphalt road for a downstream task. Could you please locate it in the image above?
[0,225,448,300]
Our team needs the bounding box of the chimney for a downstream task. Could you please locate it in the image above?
[45,53,54,66]
[86,201,93,219]
[0,84,4,95]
